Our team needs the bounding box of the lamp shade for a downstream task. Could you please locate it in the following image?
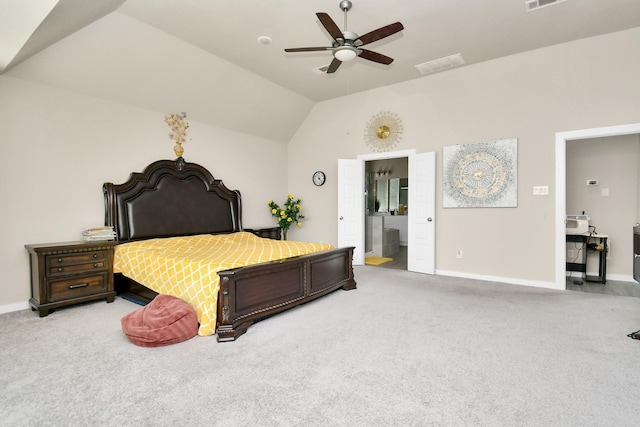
[334,46,358,62]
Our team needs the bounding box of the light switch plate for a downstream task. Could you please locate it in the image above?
[533,186,549,195]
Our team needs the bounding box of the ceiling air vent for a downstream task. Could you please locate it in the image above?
[415,53,465,75]
[525,0,569,12]
[312,64,330,75]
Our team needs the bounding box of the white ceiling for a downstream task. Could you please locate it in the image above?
[3,0,640,102]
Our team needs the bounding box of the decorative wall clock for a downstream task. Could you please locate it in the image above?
[312,171,326,186]
[443,138,518,208]
[364,111,404,152]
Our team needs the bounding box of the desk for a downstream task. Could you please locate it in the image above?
[566,233,608,283]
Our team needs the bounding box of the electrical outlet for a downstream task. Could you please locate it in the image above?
[456,250,463,259]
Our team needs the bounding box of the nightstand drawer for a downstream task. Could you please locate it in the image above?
[47,251,106,273]
[49,274,108,302]
[47,260,106,276]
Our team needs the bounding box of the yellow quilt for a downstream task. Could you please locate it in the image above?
[113,232,333,336]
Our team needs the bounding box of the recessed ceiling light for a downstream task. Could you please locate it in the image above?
[257,36,272,45]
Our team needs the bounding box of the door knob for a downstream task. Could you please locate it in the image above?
[339,216,344,220]
[427,217,433,222]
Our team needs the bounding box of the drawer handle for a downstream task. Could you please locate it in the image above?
[57,258,63,263]
[93,254,98,259]
[68,283,89,289]
[57,267,63,272]
[93,263,98,268]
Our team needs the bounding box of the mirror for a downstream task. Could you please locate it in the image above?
[367,176,408,213]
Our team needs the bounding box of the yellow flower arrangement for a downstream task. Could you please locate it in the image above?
[268,194,303,240]
[164,112,189,156]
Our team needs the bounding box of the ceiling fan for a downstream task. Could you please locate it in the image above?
[284,0,404,74]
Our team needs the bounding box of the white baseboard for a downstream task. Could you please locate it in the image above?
[0,301,30,315]
[605,273,637,283]
[436,270,640,290]
[435,270,563,290]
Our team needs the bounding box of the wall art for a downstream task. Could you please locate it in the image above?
[443,138,518,208]
[364,111,404,152]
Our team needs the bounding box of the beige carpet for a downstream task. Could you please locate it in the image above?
[2,266,640,426]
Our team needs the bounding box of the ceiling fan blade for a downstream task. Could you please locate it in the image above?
[359,49,394,65]
[285,47,332,52]
[316,12,343,41]
[326,57,342,74]
[357,22,404,46]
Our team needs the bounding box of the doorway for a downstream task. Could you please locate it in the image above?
[338,150,435,274]
[555,123,640,290]
[365,157,409,270]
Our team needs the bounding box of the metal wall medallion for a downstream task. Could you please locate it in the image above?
[364,111,404,152]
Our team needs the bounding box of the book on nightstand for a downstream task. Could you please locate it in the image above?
[81,226,116,241]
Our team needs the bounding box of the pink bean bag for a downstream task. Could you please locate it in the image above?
[121,294,198,347]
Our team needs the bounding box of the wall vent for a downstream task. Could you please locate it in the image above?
[311,65,330,75]
[415,53,465,75]
[525,0,569,12]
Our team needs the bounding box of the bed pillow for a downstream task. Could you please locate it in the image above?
[121,294,198,347]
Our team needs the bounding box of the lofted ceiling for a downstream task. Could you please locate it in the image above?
[3,0,640,103]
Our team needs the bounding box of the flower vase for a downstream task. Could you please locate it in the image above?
[281,228,288,241]
[174,142,184,157]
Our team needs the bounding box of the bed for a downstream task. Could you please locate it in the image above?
[103,157,356,342]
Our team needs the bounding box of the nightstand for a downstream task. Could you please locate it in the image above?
[244,227,282,240]
[25,241,117,317]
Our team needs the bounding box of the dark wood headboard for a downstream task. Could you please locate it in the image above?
[103,157,242,242]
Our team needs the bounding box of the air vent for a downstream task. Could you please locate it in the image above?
[414,53,465,75]
[525,0,569,12]
[311,64,330,75]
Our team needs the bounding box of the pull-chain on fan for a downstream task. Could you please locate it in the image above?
[284,0,404,74]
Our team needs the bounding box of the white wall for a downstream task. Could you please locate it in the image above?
[288,27,640,286]
[0,76,286,309]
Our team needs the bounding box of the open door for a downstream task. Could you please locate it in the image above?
[408,152,436,274]
[337,159,365,265]
[634,226,640,283]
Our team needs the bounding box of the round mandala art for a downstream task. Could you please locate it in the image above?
[453,150,506,199]
[443,139,518,208]
[364,111,404,152]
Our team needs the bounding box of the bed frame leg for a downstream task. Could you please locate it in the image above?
[341,279,357,291]
[216,321,253,342]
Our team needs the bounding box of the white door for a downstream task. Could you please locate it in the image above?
[337,159,365,265]
[408,152,436,274]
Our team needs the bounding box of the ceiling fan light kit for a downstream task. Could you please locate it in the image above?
[333,46,358,62]
[284,0,403,74]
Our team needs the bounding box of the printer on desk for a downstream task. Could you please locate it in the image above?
[566,215,589,235]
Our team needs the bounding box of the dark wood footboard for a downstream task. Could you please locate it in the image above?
[216,246,356,342]
[114,246,356,342]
